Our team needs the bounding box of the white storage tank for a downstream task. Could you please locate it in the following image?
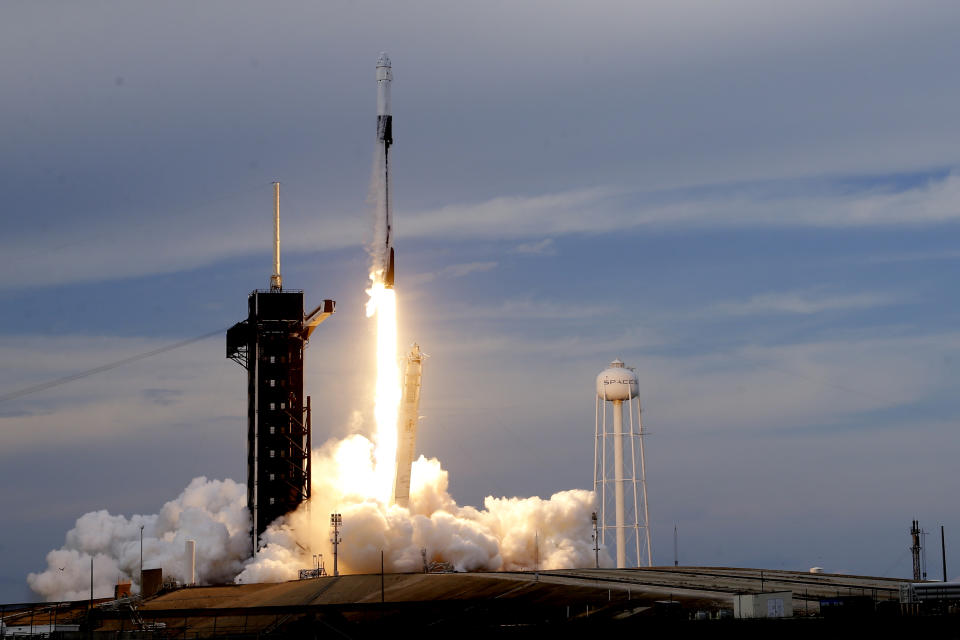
[596,359,638,401]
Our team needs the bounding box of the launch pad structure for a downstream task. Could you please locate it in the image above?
[226,182,335,554]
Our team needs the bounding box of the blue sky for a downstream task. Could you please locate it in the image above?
[2,0,960,600]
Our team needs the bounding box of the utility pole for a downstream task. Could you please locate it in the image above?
[674,524,678,567]
[139,525,144,594]
[330,514,342,577]
[535,531,540,575]
[380,551,385,603]
[942,525,948,582]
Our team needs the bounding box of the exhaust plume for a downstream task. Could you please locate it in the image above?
[236,434,607,582]
[29,434,607,600]
[28,478,249,600]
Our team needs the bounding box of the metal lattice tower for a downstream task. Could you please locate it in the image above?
[226,183,334,555]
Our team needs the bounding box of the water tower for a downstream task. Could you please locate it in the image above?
[594,359,652,568]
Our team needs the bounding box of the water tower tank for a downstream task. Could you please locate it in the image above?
[596,359,639,401]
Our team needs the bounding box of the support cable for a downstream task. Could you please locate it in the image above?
[0,327,226,404]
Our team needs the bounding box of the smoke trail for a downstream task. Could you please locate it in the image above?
[27,478,249,601]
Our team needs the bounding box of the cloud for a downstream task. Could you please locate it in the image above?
[406,261,499,286]
[0,336,236,455]
[708,289,902,316]
[866,249,960,264]
[403,171,960,241]
[634,331,960,431]
[4,169,960,290]
[513,238,557,255]
[437,298,619,321]
[411,312,960,434]
[142,388,184,406]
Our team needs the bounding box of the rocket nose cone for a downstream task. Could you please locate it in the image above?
[377,52,391,68]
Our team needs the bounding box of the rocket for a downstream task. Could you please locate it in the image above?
[377,52,396,289]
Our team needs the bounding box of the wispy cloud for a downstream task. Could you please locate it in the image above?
[0,336,234,455]
[141,388,184,406]
[513,238,557,255]
[5,171,960,289]
[436,297,619,321]
[407,261,498,286]
[708,289,902,316]
[866,249,960,264]
[404,171,960,240]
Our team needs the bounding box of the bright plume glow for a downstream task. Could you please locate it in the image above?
[237,436,605,583]
[365,276,400,504]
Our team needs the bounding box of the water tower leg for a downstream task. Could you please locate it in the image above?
[613,399,626,568]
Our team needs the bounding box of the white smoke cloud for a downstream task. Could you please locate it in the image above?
[28,477,249,601]
[28,436,606,599]
[236,435,606,582]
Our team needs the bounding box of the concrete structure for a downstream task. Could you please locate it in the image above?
[185,540,196,586]
[733,591,793,618]
[114,582,132,599]
[142,568,163,598]
[3,568,914,636]
[68,567,909,636]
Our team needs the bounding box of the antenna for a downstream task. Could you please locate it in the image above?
[270,182,282,291]
[911,519,925,581]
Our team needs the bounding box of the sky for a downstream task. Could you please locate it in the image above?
[2,0,960,601]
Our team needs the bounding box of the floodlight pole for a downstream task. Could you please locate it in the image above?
[330,514,342,577]
[591,512,599,569]
[140,525,144,594]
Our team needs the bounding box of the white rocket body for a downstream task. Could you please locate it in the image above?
[376,52,395,288]
[377,53,392,125]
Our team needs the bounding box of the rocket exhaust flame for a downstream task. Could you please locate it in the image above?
[365,279,400,504]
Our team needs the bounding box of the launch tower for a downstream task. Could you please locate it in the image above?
[227,183,334,554]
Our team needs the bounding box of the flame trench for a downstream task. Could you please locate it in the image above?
[365,278,400,503]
